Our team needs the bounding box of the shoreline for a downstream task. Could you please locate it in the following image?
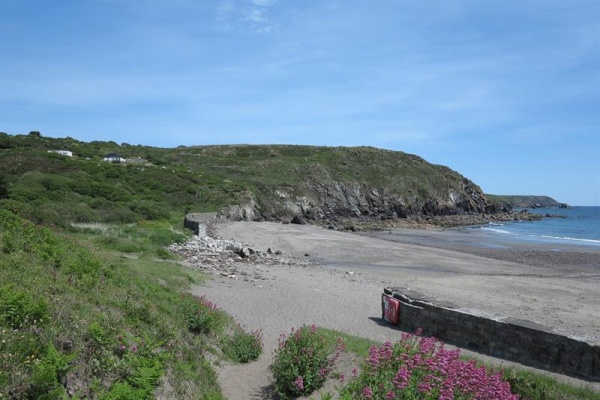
[359,227,600,273]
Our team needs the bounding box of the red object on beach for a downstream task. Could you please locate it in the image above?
[382,294,400,325]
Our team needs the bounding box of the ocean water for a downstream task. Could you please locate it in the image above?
[477,206,600,247]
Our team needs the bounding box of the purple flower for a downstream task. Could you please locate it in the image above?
[393,366,410,389]
[293,376,304,392]
[362,386,373,399]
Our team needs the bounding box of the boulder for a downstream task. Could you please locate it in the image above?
[290,215,306,225]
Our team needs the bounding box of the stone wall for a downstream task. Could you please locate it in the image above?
[383,288,599,382]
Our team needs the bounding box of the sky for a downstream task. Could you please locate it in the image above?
[1,1,599,206]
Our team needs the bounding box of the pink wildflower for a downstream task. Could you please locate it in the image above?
[293,376,304,391]
[393,366,410,389]
[367,346,380,367]
[362,386,373,399]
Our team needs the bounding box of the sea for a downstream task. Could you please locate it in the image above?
[475,206,600,248]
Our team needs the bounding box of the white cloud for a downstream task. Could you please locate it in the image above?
[216,1,235,20]
[214,0,281,33]
[252,0,278,6]
[241,8,266,23]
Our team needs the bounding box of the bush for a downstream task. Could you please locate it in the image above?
[270,324,343,399]
[181,295,225,335]
[129,201,170,221]
[341,330,517,399]
[221,326,263,363]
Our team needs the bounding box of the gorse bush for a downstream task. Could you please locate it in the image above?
[270,324,344,399]
[340,330,517,400]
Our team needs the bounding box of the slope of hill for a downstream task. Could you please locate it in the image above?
[486,195,567,209]
[0,132,505,227]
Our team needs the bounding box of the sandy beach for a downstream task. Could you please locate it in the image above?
[190,221,600,399]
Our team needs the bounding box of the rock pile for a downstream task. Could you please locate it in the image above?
[168,228,316,281]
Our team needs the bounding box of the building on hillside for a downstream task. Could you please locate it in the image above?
[124,157,149,165]
[48,150,73,157]
[103,153,126,163]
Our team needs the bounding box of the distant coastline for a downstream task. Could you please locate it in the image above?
[486,194,569,209]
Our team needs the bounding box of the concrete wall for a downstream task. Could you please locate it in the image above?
[184,213,208,236]
[383,288,599,382]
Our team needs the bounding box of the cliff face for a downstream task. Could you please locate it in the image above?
[214,146,502,223]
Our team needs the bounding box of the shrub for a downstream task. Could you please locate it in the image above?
[221,326,263,363]
[270,324,343,399]
[341,330,517,399]
[129,201,170,221]
[181,295,225,335]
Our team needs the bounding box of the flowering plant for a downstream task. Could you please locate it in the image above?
[181,294,224,335]
[341,330,517,399]
[270,324,344,399]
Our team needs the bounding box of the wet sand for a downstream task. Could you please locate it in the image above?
[191,221,600,399]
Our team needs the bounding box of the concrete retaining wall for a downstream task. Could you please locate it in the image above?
[383,287,599,382]
[184,213,209,236]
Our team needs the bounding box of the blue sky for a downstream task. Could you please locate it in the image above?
[1,1,599,205]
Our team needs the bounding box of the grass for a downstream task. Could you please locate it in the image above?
[0,209,261,399]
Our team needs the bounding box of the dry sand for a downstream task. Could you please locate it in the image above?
[190,221,600,399]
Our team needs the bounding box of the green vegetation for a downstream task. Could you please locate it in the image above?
[0,132,486,227]
[502,367,600,400]
[263,326,600,399]
[0,209,261,399]
[270,325,345,399]
[487,194,563,208]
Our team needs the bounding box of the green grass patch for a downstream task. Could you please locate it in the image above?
[0,209,226,398]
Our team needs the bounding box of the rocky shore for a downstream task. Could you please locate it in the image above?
[293,209,563,232]
[168,228,315,281]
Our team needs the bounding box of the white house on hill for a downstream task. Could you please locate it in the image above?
[48,150,73,157]
[103,153,126,163]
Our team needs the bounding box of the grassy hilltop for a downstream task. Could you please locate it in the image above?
[0,132,498,228]
[487,194,566,209]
